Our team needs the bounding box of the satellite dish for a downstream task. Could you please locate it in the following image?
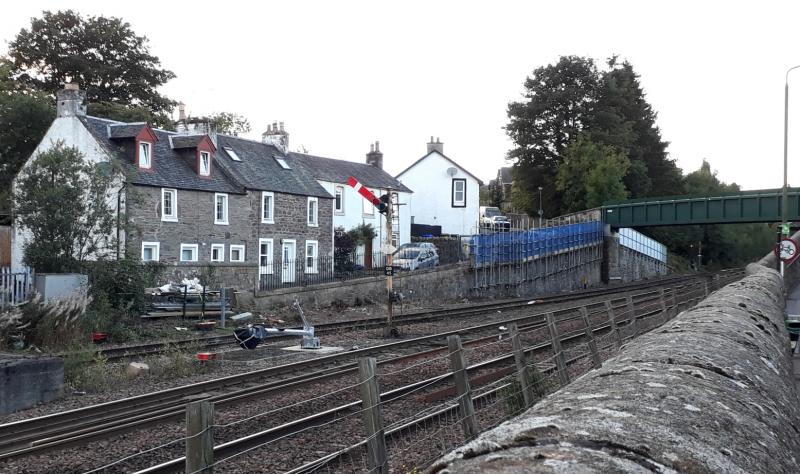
[446,167,458,177]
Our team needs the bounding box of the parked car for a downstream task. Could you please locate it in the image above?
[394,245,439,270]
[479,206,511,231]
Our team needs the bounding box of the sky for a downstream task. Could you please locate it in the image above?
[2,0,800,191]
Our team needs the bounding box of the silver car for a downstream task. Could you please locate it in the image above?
[394,245,439,270]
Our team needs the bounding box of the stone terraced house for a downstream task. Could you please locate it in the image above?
[11,85,333,290]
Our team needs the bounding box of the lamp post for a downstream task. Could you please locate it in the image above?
[537,186,543,227]
[782,65,800,277]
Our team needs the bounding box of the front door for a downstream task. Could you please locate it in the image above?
[259,238,273,278]
[282,240,296,283]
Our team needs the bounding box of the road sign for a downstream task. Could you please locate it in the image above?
[775,237,799,263]
[384,265,394,276]
[782,222,792,236]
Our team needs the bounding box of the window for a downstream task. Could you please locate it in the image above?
[210,244,224,262]
[199,151,211,176]
[452,179,466,207]
[363,188,375,216]
[215,193,229,225]
[141,242,160,262]
[335,185,344,213]
[224,147,241,162]
[230,244,245,262]
[259,238,274,275]
[161,188,177,221]
[305,240,318,274]
[261,191,274,223]
[274,156,291,169]
[307,197,318,227]
[138,141,152,169]
[180,244,198,262]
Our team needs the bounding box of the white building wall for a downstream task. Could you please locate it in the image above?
[397,151,480,236]
[317,180,411,254]
[11,116,120,272]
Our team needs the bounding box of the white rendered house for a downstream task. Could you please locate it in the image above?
[291,141,412,254]
[396,138,482,236]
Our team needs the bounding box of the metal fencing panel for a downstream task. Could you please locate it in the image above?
[1,266,34,308]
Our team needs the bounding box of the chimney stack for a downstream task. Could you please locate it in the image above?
[366,140,383,169]
[262,121,290,152]
[426,136,444,155]
[56,83,87,117]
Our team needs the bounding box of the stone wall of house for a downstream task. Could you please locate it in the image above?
[126,186,332,288]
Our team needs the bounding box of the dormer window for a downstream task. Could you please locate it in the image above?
[199,151,211,176]
[139,141,152,169]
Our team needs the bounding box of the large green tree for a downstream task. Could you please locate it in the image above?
[8,10,176,115]
[506,56,600,216]
[506,56,683,217]
[590,58,683,197]
[13,142,117,272]
[0,57,54,221]
[556,135,630,212]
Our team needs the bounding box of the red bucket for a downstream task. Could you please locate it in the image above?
[196,352,215,361]
[92,332,108,344]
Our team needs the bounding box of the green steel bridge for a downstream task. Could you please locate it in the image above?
[601,188,800,228]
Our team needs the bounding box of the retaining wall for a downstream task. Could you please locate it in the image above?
[432,263,800,473]
[0,354,63,415]
[252,248,601,310]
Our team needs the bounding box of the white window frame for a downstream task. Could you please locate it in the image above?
[259,238,274,275]
[362,188,375,217]
[139,141,152,169]
[215,193,229,225]
[452,179,466,207]
[141,242,160,262]
[161,188,178,222]
[261,191,274,224]
[305,240,318,274]
[334,185,345,214]
[180,243,199,262]
[199,151,211,176]
[307,196,318,227]
[275,156,291,169]
[230,244,246,262]
[210,244,225,262]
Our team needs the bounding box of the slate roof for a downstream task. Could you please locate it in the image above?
[215,136,332,198]
[396,150,484,186]
[81,116,243,194]
[170,135,205,149]
[108,123,147,139]
[289,152,412,193]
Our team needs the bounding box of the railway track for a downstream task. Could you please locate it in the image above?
[92,271,737,361]
[139,278,721,473]
[0,271,740,467]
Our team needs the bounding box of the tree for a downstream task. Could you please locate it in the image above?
[589,58,683,197]
[208,112,251,136]
[506,56,600,216]
[506,56,684,216]
[8,10,176,115]
[0,57,54,221]
[13,141,117,272]
[88,102,174,130]
[556,136,630,212]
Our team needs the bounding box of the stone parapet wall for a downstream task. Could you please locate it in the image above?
[433,263,800,473]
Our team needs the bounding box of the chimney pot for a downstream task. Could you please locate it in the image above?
[366,140,383,169]
[279,121,284,132]
[426,136,444,155]
[375,140,380,152]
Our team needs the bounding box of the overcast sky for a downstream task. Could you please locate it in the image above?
[3,1,800,191]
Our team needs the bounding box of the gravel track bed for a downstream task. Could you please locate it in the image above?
[0,286,693,473]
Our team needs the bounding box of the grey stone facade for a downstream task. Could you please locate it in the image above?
[126,185,332,289]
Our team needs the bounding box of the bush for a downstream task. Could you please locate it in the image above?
[0,292,90,351]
